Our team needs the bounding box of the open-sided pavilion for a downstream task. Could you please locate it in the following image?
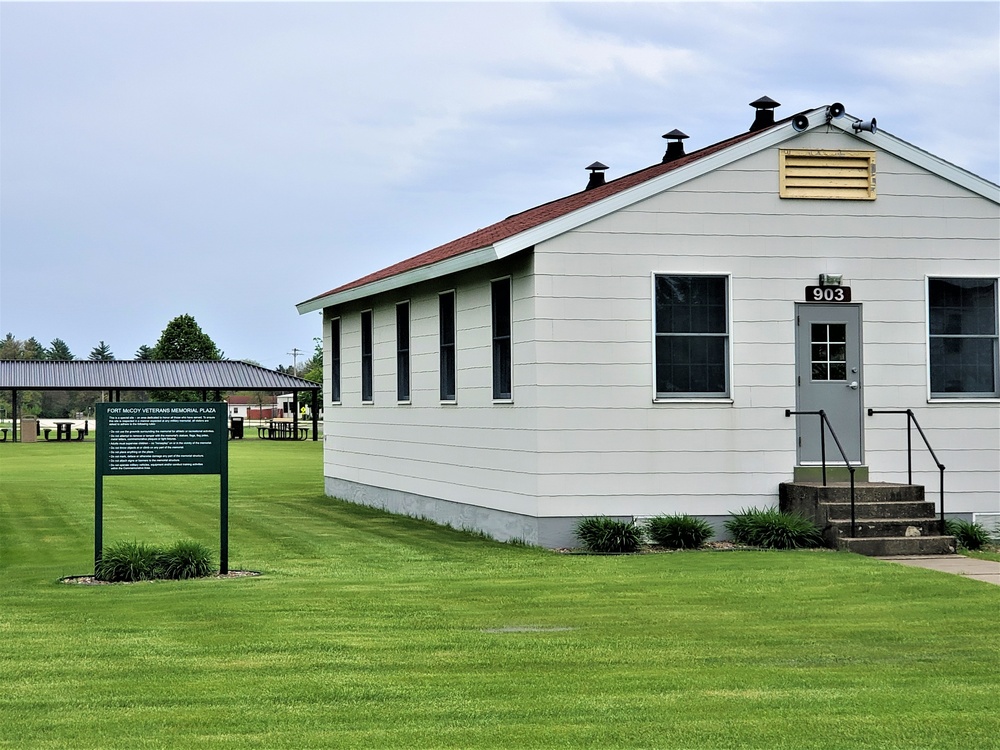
[0,360,321,442]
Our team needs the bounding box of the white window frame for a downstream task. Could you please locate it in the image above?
[396,300,411,404]
[650,272,733,403]
[439,290,457,404]
[329,316,342,405]
[491,276,513,403]
[360,308,374,405]
[925,275,1000,402]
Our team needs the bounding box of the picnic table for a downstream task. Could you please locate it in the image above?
[258,420,309,441]
[44,421,87,441]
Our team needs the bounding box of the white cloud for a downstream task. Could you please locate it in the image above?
[1,2,996,368]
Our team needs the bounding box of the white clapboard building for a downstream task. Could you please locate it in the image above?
[298,97,999,547]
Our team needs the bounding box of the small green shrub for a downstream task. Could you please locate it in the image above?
[575,517,643,554]
[646,514,714,549]
[157,540,214,579]
[95,540,162,582]
[725,508,824,549]
[96,539,214,582]
[945,519,991,551]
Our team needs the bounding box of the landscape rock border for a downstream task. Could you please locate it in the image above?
[59,570,261,585]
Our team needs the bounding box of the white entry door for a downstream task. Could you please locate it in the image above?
[795,304,864,464]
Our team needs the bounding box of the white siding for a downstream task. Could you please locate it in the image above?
[321,255,542,517]
[320,126,999,535]
[530,128,999,516]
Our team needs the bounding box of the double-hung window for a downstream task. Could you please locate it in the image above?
[491,278,512,400]
[654,274,730,398]
[396,301,410,402]
[928,277,999,398]
[329,317,341,404]
[439,291,456,401]
[360,309,374,403]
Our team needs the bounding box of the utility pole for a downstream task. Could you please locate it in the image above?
[287,348,304,374]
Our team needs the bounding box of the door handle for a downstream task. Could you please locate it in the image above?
[847,381,859,390]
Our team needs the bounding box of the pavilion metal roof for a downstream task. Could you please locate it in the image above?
[0,360,321,391]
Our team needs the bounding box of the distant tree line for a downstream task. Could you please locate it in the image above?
[0,314,320,419]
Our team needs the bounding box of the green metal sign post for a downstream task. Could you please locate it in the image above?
[95,403,229,573]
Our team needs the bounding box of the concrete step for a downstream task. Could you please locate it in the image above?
[793,466,869,483]
[780,480,954,556]
[838,536,956,556]
[812,483,925,503]
[828,518,947,539]
[822,501,938,521]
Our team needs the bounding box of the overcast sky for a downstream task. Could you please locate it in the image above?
[2,1,997,370]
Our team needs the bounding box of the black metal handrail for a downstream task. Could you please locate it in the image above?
[785,409,858,536]
[867,408,946,527]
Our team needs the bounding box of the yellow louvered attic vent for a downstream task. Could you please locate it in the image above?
[779,149,876,200]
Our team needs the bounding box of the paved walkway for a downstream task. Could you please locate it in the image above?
[876,555,1000,586]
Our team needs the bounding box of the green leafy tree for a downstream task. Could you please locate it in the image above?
[88,341,115,361]
[301,337,322,384]
[23,337,44,360]
[135,345,153,360]
[42,337,83,416]
[1,333,22,359]
[151,315,223,361]
[150,315,223,401]
[0,335,42,414]
[46,339,75,360]
[0,333,42,359]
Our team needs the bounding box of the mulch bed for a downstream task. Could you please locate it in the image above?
[555,542,835,554]
[60,570,261,585]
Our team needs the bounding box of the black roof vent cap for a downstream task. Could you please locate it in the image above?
[749,95,781,132]
[585,161,609,190]
[661,129,689,163]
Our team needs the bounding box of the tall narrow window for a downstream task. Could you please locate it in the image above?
[929,278,999,397]
[396,301,410,402]
[361,309,373,403]
[439,291,456,401]
[330,317,341,404]
[492,278,512,400]
[654,275,729,398]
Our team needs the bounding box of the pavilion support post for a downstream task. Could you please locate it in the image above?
[11,389,18,442]
[311,390,319,441]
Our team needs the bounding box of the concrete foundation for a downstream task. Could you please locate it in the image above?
[324,477,730,549]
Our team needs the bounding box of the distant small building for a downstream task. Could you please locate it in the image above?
[277,393,319,418]
[226,394,279,420]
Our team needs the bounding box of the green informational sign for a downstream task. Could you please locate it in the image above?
[98,403,226,475]
[95,403,229,573]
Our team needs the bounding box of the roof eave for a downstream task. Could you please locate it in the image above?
[494,115,819,258]
[297,107,999,316]
[296,119,811,315]
[828,117,1000,201]
[296,243,501,314]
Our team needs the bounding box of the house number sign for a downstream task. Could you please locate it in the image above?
[805,286,852,302]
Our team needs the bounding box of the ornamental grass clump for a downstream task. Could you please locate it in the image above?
[725,507,824,550]
[95,539,215,582]
[94,540,163,582]
[157,540,215,580]
[646,514,714,549]
[945,519,991,551]
[575,517,643,554]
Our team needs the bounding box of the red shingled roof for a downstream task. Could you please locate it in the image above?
[302,125,767,305]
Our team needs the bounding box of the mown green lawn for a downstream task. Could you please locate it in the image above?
[1,439,998,749]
